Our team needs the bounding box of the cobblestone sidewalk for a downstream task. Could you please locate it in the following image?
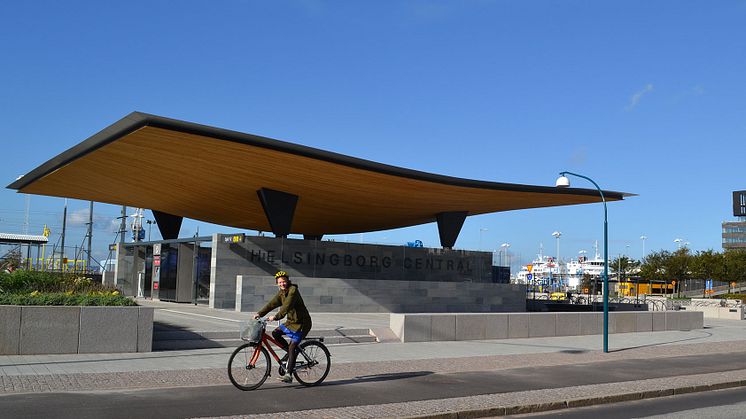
[4,340,746,395]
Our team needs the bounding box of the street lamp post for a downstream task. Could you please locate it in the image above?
[551,231,561,290]
[500,243,511,266]
[556,171,610,353]
[146,220,155,242]
[640,235,647,261]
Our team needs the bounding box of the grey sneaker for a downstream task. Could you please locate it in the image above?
[278,373,293,383]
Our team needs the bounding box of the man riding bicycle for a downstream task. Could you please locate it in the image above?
[254,271,312,383]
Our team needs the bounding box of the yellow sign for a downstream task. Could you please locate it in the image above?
[527,264,533,273]
[731,282,737,288]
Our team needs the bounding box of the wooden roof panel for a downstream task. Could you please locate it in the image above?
[8,112,630,235]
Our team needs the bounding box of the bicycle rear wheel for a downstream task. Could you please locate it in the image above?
[293,340,331,386]
[228,343,270,391]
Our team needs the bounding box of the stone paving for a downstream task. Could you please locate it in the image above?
[3,301,746,417]
[4,339,746,395]
[218,369,746,419]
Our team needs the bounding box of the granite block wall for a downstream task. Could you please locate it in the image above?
[391,311,704,342]
[0,306,21,355]
[79,307,139,353]
[0,306,154,355]
[212,234,497,310]
[20,306,80,354]
[235,275,525,313]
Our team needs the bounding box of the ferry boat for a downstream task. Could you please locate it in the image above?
[566,242,606,280]
[515,244,563,289]
[517,241,607,291]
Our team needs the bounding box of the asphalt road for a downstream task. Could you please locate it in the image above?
[3,353,746,418]
[508,387,746,418]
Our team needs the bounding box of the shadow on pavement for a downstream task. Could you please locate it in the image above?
[560,349,589,354]
[611,329,714,352]
[317,371,434,387]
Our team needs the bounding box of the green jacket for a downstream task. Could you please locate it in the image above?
[257,283,312,333]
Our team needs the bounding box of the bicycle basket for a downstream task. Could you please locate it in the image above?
[239,319,264,342]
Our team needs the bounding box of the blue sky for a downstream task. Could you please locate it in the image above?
[1,1,745,271]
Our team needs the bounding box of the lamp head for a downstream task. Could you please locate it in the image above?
[555,174,570,188]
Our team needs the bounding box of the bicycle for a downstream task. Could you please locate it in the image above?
[228,318,331,391]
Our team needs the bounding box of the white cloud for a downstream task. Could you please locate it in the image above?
[66,208,118,231]
[67,209,91,227]
[671,84,706,104]
[625,84,654,111]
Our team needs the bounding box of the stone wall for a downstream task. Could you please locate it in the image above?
[390,311,704,342]
[236,275,525,313]
[681,305,745,320]
[0,306,153,355]
[212,234,494,310]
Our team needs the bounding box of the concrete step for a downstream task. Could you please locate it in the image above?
[152,328,377,351]
[153,328,371,341]
[153,335,376,351]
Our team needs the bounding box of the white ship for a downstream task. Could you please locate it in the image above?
[515,244,563,288]
[566,242,606,280]
[517,242,607,290]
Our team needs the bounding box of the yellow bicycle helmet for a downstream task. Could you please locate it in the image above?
[274,271,289,280]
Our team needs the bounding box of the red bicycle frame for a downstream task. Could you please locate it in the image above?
[249,329,286,366]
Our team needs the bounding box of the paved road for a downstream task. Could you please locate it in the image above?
[510,387,746,418]
[3,352,746,418]
[4,301,746,417]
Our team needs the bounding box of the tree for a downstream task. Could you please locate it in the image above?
[665,248,692,296]
[610,255,640,277]
[689,250,724,296]
[724,249,746,285]
[639,250,669,282]
[691,250,724,281]
[639,250,671,295]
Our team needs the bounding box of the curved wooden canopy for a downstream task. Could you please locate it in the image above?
[8,112,631,236]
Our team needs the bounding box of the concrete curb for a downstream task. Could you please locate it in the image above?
[403,381,746,418]
[228,369,746,419]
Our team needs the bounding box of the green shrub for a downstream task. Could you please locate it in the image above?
[1,270,137,306]
[0,270,118,294]
[0,292,136,306]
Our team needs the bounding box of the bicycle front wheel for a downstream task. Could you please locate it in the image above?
[228,343,270,391]
[293,340,331,386]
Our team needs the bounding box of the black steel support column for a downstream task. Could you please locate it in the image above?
[257,188,299,238]
[303,234,323,241]
[152,211,183,240]
[436,211,468,249]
